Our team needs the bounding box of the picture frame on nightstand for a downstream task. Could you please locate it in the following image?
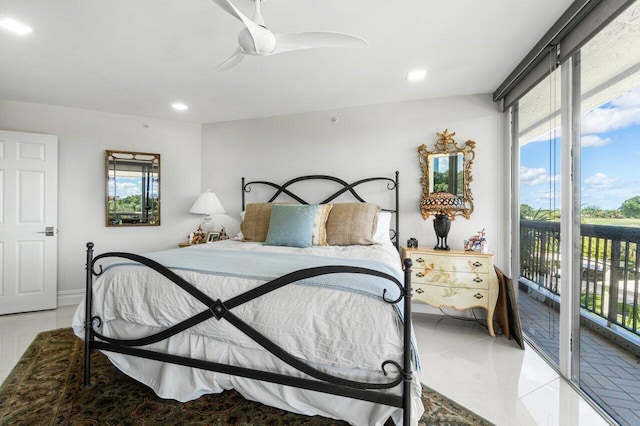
[206,232,220,243]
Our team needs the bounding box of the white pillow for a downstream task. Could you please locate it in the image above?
[372,211,392,244]
[312,204,333,246]
[236,211,246,238]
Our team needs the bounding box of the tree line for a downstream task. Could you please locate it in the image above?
[521,196,640,220]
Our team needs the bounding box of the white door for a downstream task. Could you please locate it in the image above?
[0,130,58,315]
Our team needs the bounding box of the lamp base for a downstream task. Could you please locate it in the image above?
[201,214,215,234]
[433,213,451,251]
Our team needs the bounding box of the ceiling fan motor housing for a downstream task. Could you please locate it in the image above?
[238,27,276,55]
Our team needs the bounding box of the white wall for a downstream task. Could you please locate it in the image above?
[0,100,202,304]
[202,94,508,270]
[0,94,508,311]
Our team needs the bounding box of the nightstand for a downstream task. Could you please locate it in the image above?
[402,247,499,336]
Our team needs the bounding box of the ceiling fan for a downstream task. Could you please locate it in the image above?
[211,0,368,71]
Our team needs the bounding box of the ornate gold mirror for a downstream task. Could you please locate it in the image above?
[106,150,160,226]
[418,129,475,219]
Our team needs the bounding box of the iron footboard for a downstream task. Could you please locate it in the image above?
[83,242,415,425]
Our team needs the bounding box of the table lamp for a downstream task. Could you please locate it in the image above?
[423,192,464,250]
[189,189,226,233]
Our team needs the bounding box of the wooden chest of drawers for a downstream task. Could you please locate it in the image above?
[402,247,499,336]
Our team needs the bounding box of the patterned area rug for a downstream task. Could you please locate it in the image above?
[0,328,492,425]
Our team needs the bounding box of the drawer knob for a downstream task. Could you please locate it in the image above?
[416,257,424,263]
[473,277,483,283]
[472,261,483,267]
[416,272,424,278]
[474,293,484,299]
[415,288,424,294]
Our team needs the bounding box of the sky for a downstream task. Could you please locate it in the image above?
[108,176,158,199]
[520,85,640,211]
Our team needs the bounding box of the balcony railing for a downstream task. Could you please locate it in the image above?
[520,219,640,336]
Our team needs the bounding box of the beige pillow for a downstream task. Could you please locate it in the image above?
[312,204,333,246]
[241,203,273,242]
[325,203,380,246]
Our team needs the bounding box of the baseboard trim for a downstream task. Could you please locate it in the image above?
[57,289,84,307]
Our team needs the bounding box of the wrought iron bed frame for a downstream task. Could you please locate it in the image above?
[241,172,401,251]
[83,172,415,425]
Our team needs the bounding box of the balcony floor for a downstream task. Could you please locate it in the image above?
[519,286,640,426]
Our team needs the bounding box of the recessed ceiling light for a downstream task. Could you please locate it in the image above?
[407,69,427,81]
[0,17,33,36]
[171,103,189,111]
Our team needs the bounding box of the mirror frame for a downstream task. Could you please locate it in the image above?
[105,150,161,227]
[418,129,475,219]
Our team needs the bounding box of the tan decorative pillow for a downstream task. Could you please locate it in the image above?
[240,203,273,242]
[325,203,380,246]
[312,204,333,246]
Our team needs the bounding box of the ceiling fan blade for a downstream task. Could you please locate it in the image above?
[272,32,368,54]
[213,48,244,72]
[210,0,262,49]
[211,0,251,25]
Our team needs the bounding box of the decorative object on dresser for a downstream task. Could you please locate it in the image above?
[423,191,465,250]
[402,246,499,337]
[464,228,488,253]
[188,225,207,244]
[189,189,226,233]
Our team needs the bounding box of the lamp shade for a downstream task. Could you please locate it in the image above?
[189,190,226,215]
[423,191,464,213]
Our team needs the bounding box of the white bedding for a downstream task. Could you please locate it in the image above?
[73,240,424,425]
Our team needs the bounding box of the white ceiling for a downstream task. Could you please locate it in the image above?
[0,0,574,124]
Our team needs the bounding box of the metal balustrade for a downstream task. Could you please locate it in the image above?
[520,219,640,336]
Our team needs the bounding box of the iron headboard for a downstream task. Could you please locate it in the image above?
[241,172,400,251]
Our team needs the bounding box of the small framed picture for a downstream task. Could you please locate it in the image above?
[207,232,220,243]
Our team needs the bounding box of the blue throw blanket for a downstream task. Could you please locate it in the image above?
[111,246,421,370]
[146,247,402,301]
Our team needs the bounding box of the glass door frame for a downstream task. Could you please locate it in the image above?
[508,51,583,382]
[561,52,582,382]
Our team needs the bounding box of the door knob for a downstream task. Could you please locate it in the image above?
[37,226,55,236]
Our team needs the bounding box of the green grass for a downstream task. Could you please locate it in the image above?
[581,218,640,227]
[581,292,640,328]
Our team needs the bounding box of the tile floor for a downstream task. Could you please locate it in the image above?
[0,305,613,425]
[518,286,640,426]
[413,312,612,425]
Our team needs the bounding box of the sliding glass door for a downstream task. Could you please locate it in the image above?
[512,3,640,423]
[517,65,562,367]
[577,5,640,424]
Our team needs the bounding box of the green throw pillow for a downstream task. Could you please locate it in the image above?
[264,204,318,248]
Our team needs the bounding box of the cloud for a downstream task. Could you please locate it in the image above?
[522,87,640,147]
[535,190,560,205]
[108,180,141,198]
[581,134,611,147]
[520,166,557,186]
[610,86,640,108]
[583,172,618,189]
[525,128,560,145]
[582,184,637,210]
[582,86,640,134]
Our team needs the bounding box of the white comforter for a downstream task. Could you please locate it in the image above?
[72,240,424,425]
